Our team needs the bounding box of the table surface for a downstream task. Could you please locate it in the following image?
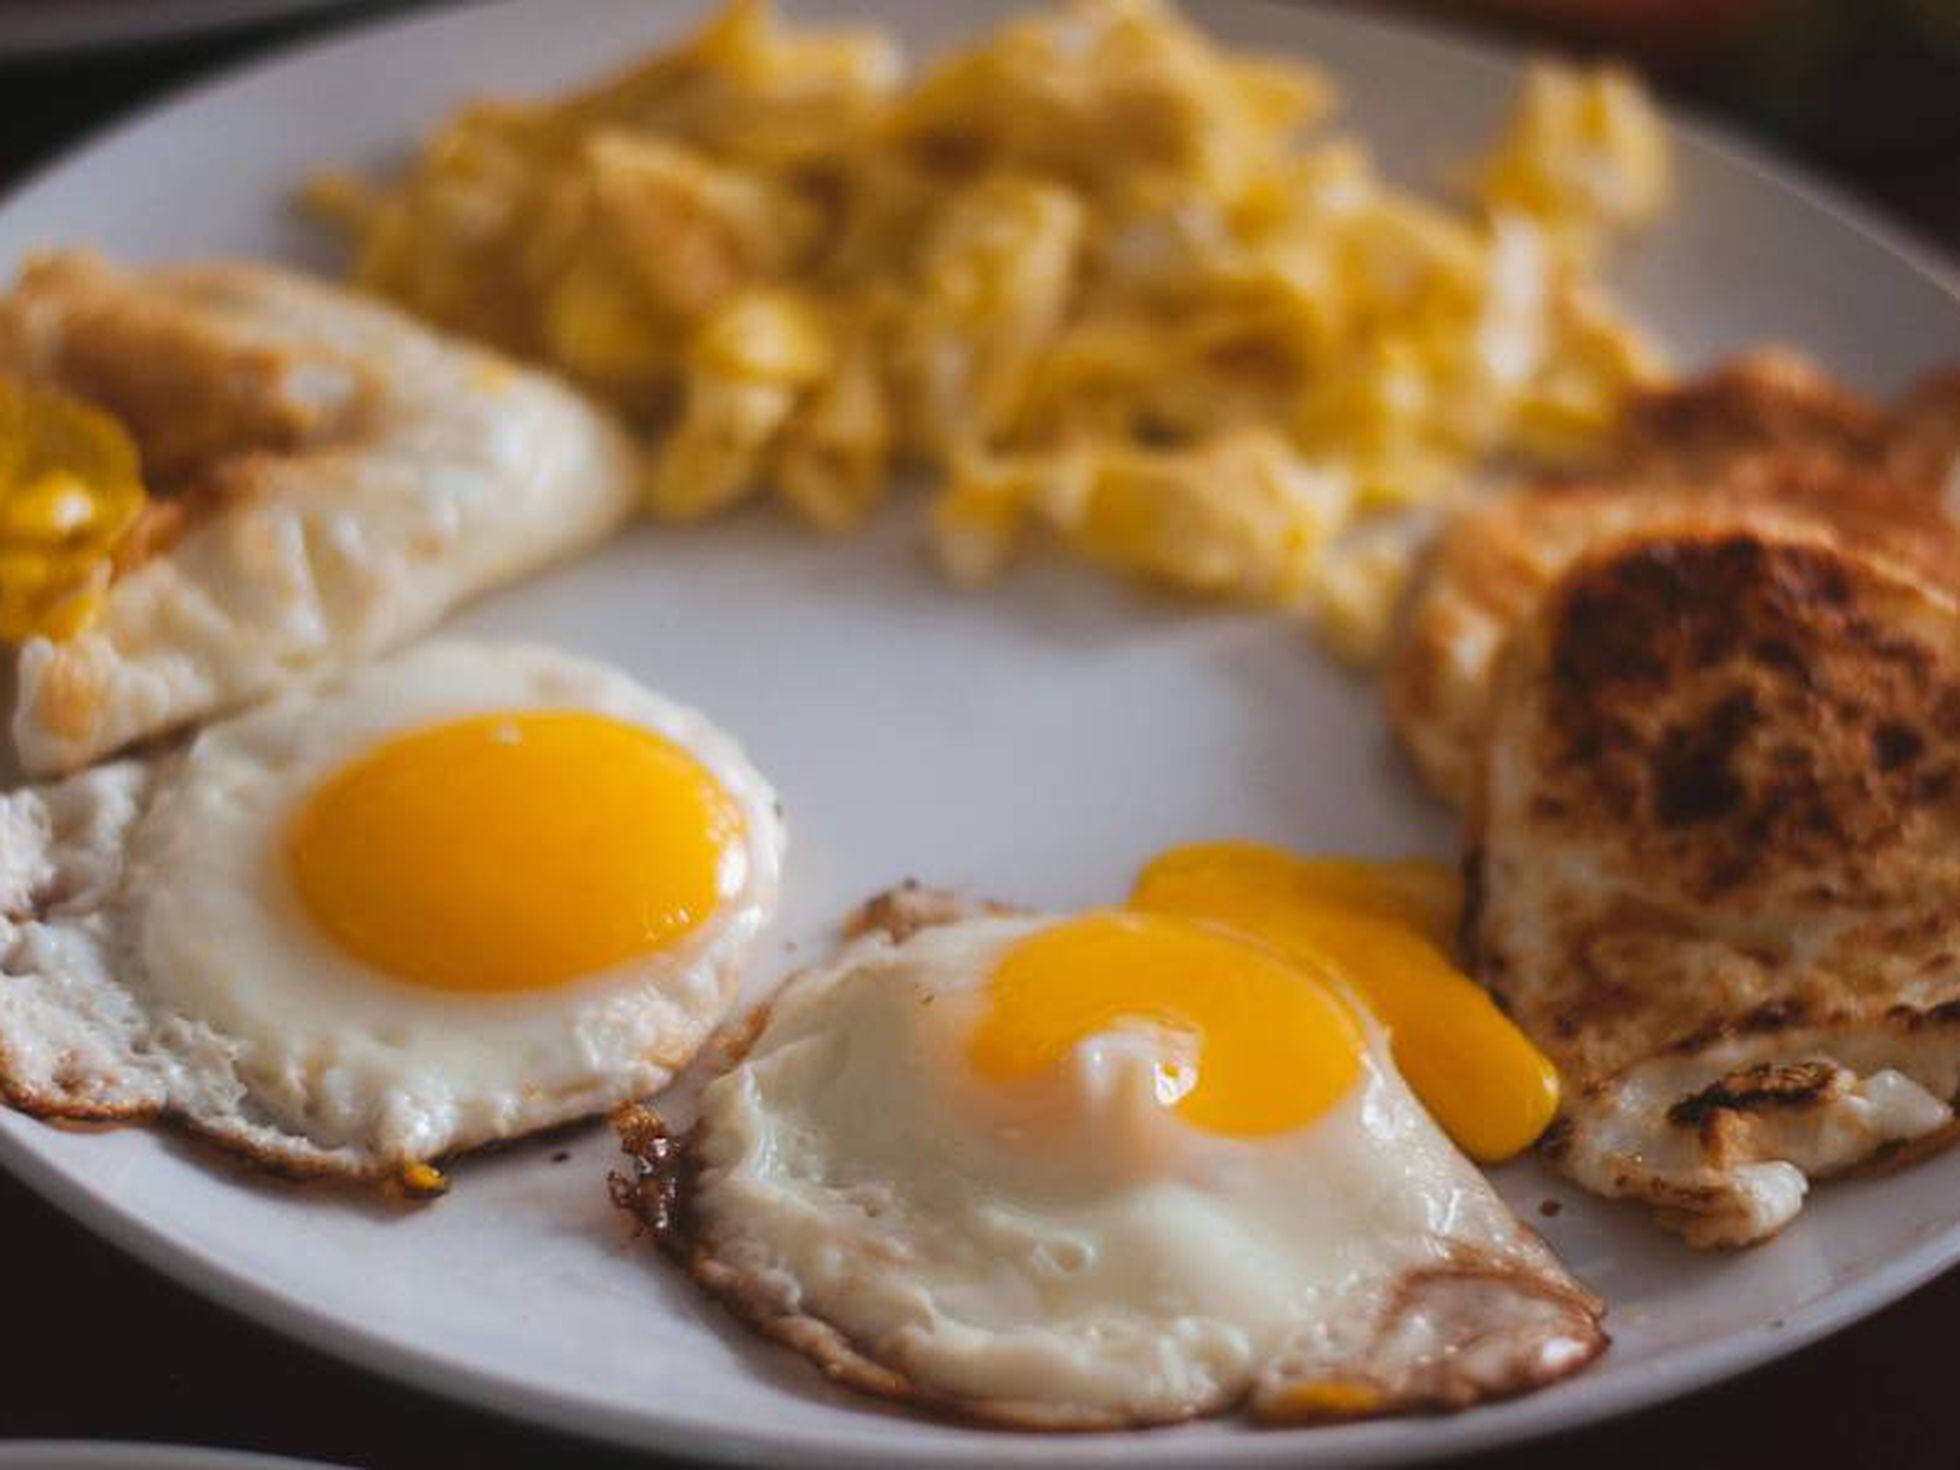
[1,4,1954,1468]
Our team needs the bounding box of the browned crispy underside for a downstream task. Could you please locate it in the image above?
[1610,348,1893,476]
[1887,369,1960,489]
[1472,529,1960,1080]
[0,1062,443,1193]
[1384,351,1960,806]
[1,992,708,1196]
[612,886,1606,1432]
[839,879,1016,943]
[1466,527,1960,1240]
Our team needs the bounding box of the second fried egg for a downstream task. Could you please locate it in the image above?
[0,638,784,1181]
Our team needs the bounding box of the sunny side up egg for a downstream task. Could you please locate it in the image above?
[0,639,784,1182]
[621,875,1602,1429]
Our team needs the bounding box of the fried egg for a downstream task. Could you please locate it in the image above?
[1469,526,1960,1245]
[0,639,784,1182]
[617,878,1601,1429]
[1385,353,1960,806]
[0,252,643,776]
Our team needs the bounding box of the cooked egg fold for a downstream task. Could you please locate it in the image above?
[0,252,644,777]
[0,639,784,1179]
[636,901,1603,1428]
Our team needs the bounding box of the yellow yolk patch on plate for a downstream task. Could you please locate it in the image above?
[1136,840,1463,946]
[0,376,145,643]
[288,709,744,994]
[969,910,1364,1138]
[1131,841,1558,1162]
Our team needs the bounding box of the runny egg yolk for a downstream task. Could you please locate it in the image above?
[0,376,145,643]
[969,911,1363,1139]
[287,710,743,994]
[1129,841,1558,1162]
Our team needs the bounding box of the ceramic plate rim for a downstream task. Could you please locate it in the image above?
[4,1116,1958,1469]
[0,0,384,62]
[0,1444,349,1470]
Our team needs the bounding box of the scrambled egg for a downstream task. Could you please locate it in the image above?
[312,0,1671,659]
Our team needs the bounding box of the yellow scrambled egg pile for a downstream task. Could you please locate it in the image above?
[311,0,1670,659]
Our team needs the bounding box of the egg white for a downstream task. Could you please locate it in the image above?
[7,256,643,777]
[0,639,784,1178]
[660,909,1603,1427]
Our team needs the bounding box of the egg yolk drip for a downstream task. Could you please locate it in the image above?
[1130,841,1558,1162]
[288,710,743,994]
[0,378,145,643]
[969,911,1363,1138]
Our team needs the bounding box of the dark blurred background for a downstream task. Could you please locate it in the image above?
[4,0,1958,247]
[1407,0,1960,243]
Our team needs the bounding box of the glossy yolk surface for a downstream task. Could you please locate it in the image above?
[969,911,1363,1138]
[1130,841,1558,1162]
[288,710,742,994]
[1135,841,1463,948]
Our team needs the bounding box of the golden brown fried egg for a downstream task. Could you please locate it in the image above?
[1467,527,1960,1245]
[1385,353,1960,805]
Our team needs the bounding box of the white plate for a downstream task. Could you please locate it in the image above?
[1,2,1956,1466]
[0,0,384,60]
